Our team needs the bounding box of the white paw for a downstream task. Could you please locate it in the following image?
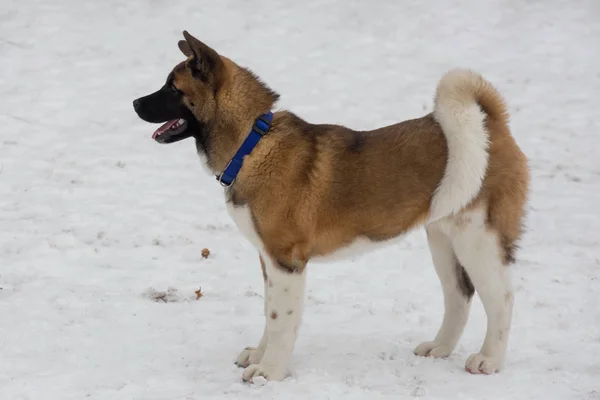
[235,346,265,368]
[242,363,288,383]
[413,341,454,358]
[465,352,502,374]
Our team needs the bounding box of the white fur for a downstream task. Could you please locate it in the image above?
[414,225,472,358]
[226,202,264,250]
[226,203,268,369]
[242,255,306,382]
[235,329,268,369]
[235,279,268,368]
[429,69,490,222]
[311,235,408,264]
[424,207,513,374]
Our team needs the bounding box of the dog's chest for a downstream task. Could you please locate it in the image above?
[225,202,264,250]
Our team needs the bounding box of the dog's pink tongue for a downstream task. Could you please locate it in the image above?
[152,120,179,139]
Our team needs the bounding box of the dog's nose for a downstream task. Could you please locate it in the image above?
[133,99,141,111]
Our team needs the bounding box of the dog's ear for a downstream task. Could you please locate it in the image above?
[181,30,224,84]
[178,40,193,57]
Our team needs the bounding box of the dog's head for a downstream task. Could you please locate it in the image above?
[133,31,280,173]
[133,31,228,145]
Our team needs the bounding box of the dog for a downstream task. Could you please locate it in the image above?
[133,31,530,382]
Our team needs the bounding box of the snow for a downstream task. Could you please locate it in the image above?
[1,0,599,398]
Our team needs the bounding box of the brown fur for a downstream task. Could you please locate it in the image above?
[259,254,267,282]
[169,32,529,272]
[468,100,530,265]
[456,261,475,298]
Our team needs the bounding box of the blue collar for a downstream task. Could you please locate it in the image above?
[216,111,274,187]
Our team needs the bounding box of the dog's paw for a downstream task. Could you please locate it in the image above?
[235,346,265,368]
[413,341,454,358]
[465,353,502,374]
[241,363,288,383]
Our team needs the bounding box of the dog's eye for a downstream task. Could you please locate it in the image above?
[170,84,182,95]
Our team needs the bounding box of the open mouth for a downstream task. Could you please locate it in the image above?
[151,119,193,144]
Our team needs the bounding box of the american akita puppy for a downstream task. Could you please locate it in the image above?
[133,31,529,382]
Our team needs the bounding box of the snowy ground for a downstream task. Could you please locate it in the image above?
[1,0,599,398]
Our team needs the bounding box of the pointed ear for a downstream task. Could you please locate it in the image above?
[181,30,224,83]
[178,40,192,57]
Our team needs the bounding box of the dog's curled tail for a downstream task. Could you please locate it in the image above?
[428,68,509,222]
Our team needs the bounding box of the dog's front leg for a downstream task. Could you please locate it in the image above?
[241,256,307,383]
[236,254,269,367]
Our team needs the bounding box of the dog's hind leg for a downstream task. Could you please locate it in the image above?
[451,207,514,374]
[414,224,473,358]
[241,255,307,382]
[236,254,269,368]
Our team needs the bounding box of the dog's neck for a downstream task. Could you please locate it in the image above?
[203,66,279,175]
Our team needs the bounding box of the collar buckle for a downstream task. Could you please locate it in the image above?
[253,115,270,135]
[216,160,234,187]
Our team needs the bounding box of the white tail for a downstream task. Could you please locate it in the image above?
[429,68,508,222]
